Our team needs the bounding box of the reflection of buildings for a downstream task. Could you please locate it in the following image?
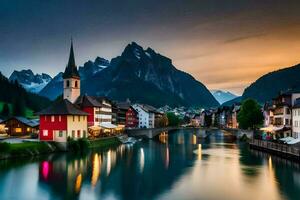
[39,154,89,199]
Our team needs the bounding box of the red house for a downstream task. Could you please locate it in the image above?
[37,99,88,142]
[126,107,139,128]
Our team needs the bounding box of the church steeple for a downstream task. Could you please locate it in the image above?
[63,39,80,79]
[63,39,81,103]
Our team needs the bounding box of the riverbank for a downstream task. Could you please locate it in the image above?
[0,136,121,160]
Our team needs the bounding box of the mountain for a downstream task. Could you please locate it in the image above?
[81,42,219,108]
[0,72,51,113]
[9,69,52,93]
[39,57,109,99]
[78,57,110,80]
[242,63,300,104]
[210,90,238,104]
[222,96,243,106]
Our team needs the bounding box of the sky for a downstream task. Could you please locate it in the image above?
[1,0,300,95]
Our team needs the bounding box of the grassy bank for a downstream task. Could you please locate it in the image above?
[0,142,58,160]
[0,136,122,160]
[89,137,121,148]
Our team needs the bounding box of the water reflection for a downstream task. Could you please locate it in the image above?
[0,129,300,200]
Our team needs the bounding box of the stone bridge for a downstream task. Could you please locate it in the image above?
[126,127,180,139]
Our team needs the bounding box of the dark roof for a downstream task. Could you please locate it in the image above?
[293,98,300,109]
[75,95,102,107]
[1,117,39,127]
[63,40,80,79]
[116,102,131,110]
[36,99,88,115]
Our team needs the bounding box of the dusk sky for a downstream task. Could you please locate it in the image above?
[1,0,300,95]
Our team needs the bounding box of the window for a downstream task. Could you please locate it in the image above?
[59,131,63,137]
[77,130,81,138]
[75,81,78,88]
[51,115,55,122]
[43,130,48,136]
[15,128,22,133]
[298,110,300,116]
[73,116,75,122]
[27,127,31,132]
[83,130,87,138]
[72,130,75,138]
[78,116,80,122]
[44,115,47,121]
[59,115,61,122]
[66,80,70,87]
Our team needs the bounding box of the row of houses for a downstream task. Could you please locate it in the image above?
[192,104,241,129]
[0,41,164,142]
[262,92,300,139]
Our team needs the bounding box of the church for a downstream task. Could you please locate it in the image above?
[38,41,115,142]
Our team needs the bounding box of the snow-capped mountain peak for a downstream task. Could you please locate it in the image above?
[210,90,238,104]
[9,69,52,93]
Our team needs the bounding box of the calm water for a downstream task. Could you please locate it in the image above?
[0,129,300,200]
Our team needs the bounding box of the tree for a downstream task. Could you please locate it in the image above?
[237,98,264,130]
[155,114,169,128]
[167,112,180,126]
[1,103,10,117]
[13,97,26,117]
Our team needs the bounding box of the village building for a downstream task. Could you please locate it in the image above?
[115,101,131,126]
[37,99,88,142]
[191,114,201,127]
[0,116,39,136]
[231,105,240,129]
[292,98,300,139]
[125,106,139,128]
[132,104,155,128]
[262,92,300,138]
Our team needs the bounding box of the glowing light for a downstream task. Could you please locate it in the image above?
[165,147,169,169]
[75,173,82,193]
[42,161,49,180]
[193,134,197,145]
[140,148,145,173]
[91,153,101,186]
[107,150,111,176]
[159,132,168,144]
[198,144,202,160]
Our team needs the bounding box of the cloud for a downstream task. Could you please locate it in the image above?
[224,33,267,44]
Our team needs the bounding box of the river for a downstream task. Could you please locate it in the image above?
[0,129,300,200]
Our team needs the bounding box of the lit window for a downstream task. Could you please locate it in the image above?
[59,115,61,122]
[51,115,55,122]
[15,128,22,133]
[43,130,48,136]
[27,127,31,132]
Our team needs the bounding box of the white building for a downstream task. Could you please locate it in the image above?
[292,98,300,138]
[132,104,155,128]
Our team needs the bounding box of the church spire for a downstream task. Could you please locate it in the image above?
[63,39,80,79]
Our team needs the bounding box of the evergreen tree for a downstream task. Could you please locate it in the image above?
[13,97,26,117]
[1,103,10,117]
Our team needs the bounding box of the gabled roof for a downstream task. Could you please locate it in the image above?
[75,95,112,108]
[75,95,102,107]
[36,99,88,116]
[63,40,80,79]
[116,102,131,110]
[1,116,39,127]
